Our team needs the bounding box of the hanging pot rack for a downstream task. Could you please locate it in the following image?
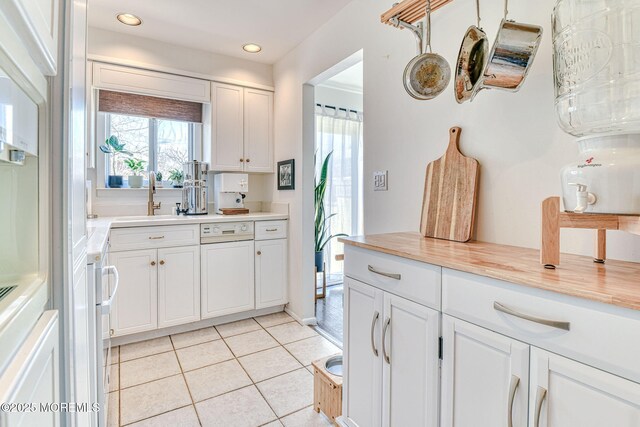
[381,0,452,26]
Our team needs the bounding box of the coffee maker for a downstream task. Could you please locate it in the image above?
[213,173,249,213]
[177,160,209,215]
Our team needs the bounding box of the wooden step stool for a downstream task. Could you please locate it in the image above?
[312,354,343,425]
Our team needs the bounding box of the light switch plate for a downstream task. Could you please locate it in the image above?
[373,170,388,191]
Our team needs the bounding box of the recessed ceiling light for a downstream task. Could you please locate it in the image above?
[242,43,262,53]
[116,13,142,26]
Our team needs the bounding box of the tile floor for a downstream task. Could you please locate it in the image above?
[108,312,342,426]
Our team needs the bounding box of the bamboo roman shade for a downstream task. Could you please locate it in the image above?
[98,90,203,123]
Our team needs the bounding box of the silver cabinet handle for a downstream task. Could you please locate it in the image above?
[367,265,401,280]
[382,317,391,364]
[493,302,570,331]
[534,386,547,427]
[266,228,278,232]
[149,236,165,240]
[507,375,520,427]
[370,311,380,357]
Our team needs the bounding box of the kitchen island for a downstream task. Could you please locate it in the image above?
[339,232,640,427]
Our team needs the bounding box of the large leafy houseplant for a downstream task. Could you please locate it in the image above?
[315,151,347,272]
[99,135,132,188]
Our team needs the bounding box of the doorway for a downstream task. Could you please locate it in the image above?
[313,60,363,344]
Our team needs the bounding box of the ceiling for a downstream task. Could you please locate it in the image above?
[88,0,353,64]
[319,61,363,93]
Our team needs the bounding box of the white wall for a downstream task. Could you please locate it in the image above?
[316,85,363,112]
[271,0,640,322]
[88,28,273,88]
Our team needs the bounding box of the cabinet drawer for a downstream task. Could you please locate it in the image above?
[442,268,640,383]
[109,225,199,252]
[344,246,441,310]
[255,220,287,240]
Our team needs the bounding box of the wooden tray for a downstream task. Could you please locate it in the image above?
[220,208,249,215]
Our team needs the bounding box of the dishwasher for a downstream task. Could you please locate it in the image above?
[200,222,256,319]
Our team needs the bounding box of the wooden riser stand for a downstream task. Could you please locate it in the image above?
[541,197,640,268]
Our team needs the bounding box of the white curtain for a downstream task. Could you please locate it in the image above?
[315,104,364,280]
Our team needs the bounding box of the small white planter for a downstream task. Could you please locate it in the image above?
[127,175,144,188]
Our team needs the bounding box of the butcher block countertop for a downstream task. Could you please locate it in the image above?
[340,232,640,311]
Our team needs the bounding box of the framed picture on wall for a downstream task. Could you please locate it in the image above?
[277,159,295,190]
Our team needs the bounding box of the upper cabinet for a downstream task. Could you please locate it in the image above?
[92,62,211,103]
[206,83,274,173]
[0,0,59,76]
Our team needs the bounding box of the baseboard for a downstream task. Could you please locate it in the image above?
[285,307,317,326]
[111,305,284,346]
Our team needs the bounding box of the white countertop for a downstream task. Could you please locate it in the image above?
[87,212,289,263]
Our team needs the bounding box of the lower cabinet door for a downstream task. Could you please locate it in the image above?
[201,241,255,318]
[382,293,440,427]
[255,239,287,309]
[343,277,384,427]
[158,246,200,328]
[111,249,158,336]
[530,347,640,427]
[441,315,529,427]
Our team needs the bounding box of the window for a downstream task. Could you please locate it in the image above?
[97,89,203,188]
[106,113,197,181]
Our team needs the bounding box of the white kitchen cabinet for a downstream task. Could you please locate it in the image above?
[201,240,255,318]
[0,311,60,427]
[110,249,158,336]
[382,293,439,427]
[210,83,244,171]
[530,348,640,427]
[440,315,529,427]
[255,238,287,309]
[207,84,274,172]
[158,246,201,328]
[0,0,59,75]
[243,88,273,172]
[343,277,383,427]
[92,62,211,103]
[343,277,439,427]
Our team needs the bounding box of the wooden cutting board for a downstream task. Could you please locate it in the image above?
[420,127,480,242]
[220,208,249,215]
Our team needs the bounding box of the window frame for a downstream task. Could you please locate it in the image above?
[96,112,202,189]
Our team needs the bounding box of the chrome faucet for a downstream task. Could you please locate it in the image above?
[148,171,161,216]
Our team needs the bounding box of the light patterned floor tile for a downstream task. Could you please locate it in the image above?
[254,312,295,328]
[256,368,314,418]
[224,329,279,357]
[120,375,192,425]
[238,346,303,383]
[109,364,119,392]
[261,421,284,427]
[176,340,234,372]
[120,351,181,389]
[280,406,334,427]
[284,336,341,366]
[196,386,277,427]
[266,322,318,345]
[171,327,221,349]
[215,318,261,338]
[120,337,174,362]
[107,391,118,427]
[184,359,252,402]
[127,405,200,427]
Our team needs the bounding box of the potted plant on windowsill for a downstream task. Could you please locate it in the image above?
[124,158,146,188]
[99,135,132,188]
[315,151,347,272]
[169,169,184,188]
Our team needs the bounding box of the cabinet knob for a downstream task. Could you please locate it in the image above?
[151,261,156,266]
[257,251,262,255]
[246,158,250,163]
[160,260,165,265]
[240,158,245,162]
